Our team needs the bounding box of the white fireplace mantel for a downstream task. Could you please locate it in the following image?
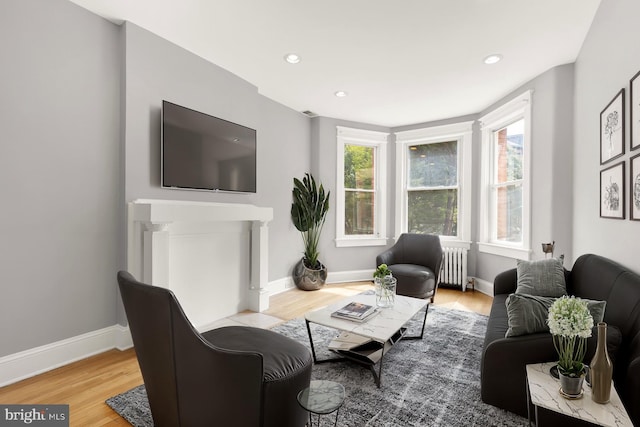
[129,199,273,224]
[127,199,274,324]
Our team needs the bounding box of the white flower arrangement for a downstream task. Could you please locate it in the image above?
[547,295,594,377]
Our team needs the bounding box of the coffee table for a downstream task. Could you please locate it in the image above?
[526,362,632,426]
[304,292,429,387]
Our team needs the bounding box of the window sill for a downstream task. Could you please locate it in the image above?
[335,237,388,247]
[438,239,472,250]
[478,242,531,260]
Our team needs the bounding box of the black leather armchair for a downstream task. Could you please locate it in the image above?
[117,271,312,427]
[376,233,444,301]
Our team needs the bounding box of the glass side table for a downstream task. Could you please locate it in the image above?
[297,380,345,427]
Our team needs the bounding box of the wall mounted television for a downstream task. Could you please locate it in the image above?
[161,100,257,193]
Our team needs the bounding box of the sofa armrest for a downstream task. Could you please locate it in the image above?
[493,268,517,296]
[481,333,557,417]
[622,357,640,425]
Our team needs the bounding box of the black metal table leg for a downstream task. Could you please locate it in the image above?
[305,319,318,363]
[402,303,430,340]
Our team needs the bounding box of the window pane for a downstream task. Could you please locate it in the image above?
[345,190,374,235]
[494,119,523,183]
[495,184,522,242]
[408,141,457,187]
[408,189,457,236]
[344,145,374,190]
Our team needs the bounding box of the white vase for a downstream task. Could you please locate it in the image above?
[375,276,397,308]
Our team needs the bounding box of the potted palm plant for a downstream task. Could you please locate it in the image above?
[291,173,330,290]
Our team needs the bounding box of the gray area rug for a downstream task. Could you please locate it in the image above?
[106,304,526,426]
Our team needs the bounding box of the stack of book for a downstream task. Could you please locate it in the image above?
[330,301,379,322]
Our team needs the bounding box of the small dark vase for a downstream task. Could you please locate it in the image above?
[590,322,613,403]
[559,370,585,396]
[293,258,327,291]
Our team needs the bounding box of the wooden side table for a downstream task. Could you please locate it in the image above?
[526,362,632,427]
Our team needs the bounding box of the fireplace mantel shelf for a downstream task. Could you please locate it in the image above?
[130,199,273,224]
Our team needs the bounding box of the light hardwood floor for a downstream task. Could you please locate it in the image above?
[0,283,492,426]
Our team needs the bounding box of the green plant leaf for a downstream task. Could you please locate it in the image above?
[291,173,330,267]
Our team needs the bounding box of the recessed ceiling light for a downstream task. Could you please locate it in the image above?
[284,53,301,64]
[334,91,348,98]
[483,54,503,65]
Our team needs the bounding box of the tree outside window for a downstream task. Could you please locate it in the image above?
[344,144,375,235]
[407,140,458,236]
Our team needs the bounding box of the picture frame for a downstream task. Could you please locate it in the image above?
[600,89,625,164]
[631,153,640,221]
[631,70,640,151]
[600,161,625,219]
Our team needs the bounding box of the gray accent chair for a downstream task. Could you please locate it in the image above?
[376,233,444,302]
[117,271,312,427]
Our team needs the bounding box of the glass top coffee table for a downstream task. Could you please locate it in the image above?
[304,292,429,387]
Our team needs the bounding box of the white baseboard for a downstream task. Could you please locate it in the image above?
[470,277,493,297]
[327,269,374,283]
[267,269,374,297]
[0,326,122,387]
[114,324,133,351]
[267,276,295,296]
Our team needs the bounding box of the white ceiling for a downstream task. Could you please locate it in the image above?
[68,0,601,127]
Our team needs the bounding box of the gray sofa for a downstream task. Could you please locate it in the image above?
[481,254,640,426]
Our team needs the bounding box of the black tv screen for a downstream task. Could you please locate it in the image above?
[161,101,257,193]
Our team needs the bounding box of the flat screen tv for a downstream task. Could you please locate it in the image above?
[161,100,257,193]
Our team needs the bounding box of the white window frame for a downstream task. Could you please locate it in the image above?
[336,126,389,247]
[394,121,473,249]
[478,90,532,260]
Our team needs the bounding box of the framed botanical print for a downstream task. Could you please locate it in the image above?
[631,153,640,220]
[600,89,625,164]
[631,70,640,151]
[600,161,625,219]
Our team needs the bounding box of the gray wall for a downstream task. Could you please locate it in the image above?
[122,22,311,295]
[573,0,640,273]
[0,0,121,356]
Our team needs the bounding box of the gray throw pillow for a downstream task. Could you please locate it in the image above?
[505,293,606,338]
[515,256,567,297]
[505,294,553,337]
